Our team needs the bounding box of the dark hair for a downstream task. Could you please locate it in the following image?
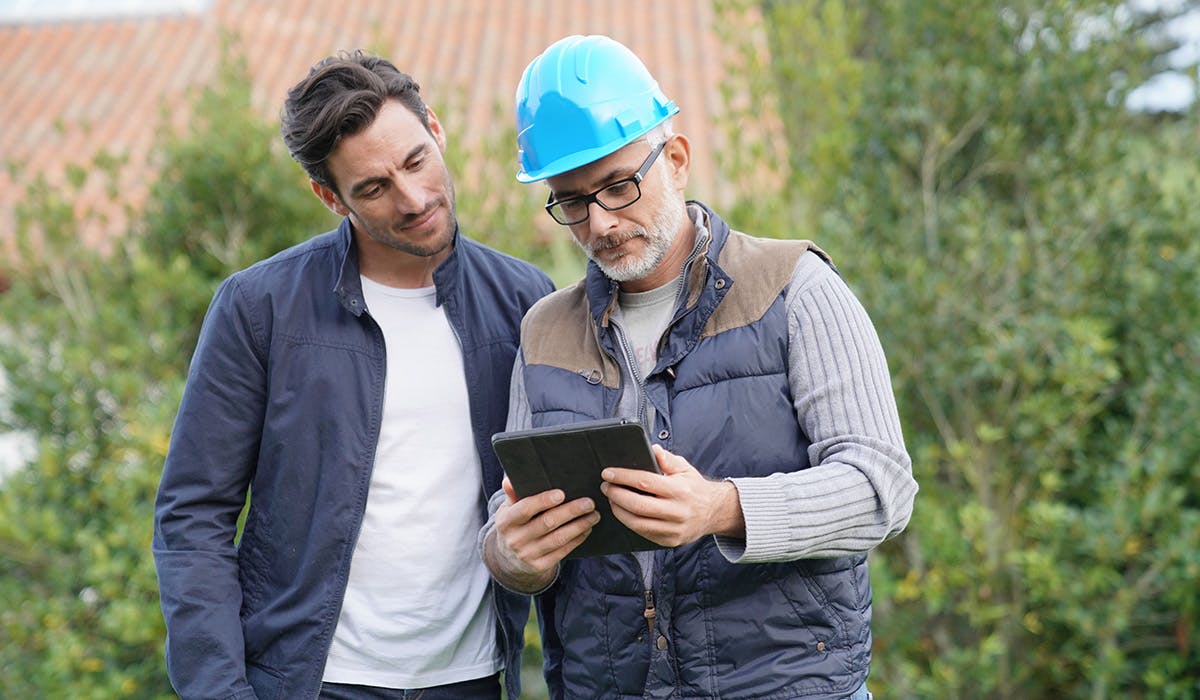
[280,50,430,190]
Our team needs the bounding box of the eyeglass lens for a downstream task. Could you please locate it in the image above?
[546,140,666,225]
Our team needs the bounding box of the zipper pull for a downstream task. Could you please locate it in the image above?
[578,368,602,385]
[643,589,656,636]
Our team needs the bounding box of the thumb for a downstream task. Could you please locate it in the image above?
[502,476,517,503]
[653,444,692,476]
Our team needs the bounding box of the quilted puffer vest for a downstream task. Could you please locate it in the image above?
[518,204,871,699]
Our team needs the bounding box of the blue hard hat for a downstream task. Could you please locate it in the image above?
[515,35,679,183]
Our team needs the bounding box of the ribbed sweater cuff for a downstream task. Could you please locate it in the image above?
[716,476,791,562]
[717,467,887,563]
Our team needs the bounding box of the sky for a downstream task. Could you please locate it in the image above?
[0,0,210,21]
[1125,0,1200,110]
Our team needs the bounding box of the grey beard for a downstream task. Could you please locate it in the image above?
[584,197,685,282]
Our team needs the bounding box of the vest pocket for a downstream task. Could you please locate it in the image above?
[554,564,650,697]
[784,555,870,650]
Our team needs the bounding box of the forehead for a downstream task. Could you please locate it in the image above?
[545,140,649,196]
[327,100,431,185]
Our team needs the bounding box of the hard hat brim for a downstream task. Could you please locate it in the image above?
[515,103,679,183]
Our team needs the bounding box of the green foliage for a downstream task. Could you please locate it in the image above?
[0,45,332,697]
[0,38,573,698]
[4,5,1197,697]
[1,152,179,697]
[723,0,1200,697]
[440,95,584,287]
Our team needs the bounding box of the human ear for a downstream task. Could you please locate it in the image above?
[425,107,448,153]
[663,134,691,191]
[311,180,349,216]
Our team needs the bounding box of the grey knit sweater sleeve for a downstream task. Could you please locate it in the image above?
[714,252,918,562]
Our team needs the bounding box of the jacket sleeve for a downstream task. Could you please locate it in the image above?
[152,276,267,700]
[478,351,561,594]
[715,252,918,562]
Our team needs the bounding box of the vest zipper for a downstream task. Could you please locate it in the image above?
[643,588,657,637]
[612,322,648,426]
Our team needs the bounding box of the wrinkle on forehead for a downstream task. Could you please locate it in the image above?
[546,141,652,199]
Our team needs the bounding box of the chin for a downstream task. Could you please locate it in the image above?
[595,256,647,282]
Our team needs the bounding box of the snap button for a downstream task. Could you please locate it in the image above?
[715,278,726,289]
[658,429,669,440]
[816,641,827,652]
[656,635,669,650]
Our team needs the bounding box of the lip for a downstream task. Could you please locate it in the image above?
[592,232,641,257]
[400,204,439,233]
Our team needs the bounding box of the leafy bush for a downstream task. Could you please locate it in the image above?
[3,6,1198,697]
[718,0,1200,697]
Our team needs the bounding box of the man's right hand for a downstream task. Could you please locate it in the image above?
[483,477,600,593]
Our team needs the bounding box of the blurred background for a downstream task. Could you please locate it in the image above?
[1,0,1197,697]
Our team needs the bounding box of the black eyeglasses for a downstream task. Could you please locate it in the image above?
[544,140,667,225]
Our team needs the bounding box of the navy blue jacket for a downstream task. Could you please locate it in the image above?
[517,204,871,698]
[153,219,553,700]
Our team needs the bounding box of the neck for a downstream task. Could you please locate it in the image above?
[355,234,452,289]
[618,220,696,294]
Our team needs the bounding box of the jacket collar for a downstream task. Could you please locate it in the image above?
[332,218,367,317]
[332,217,463,315]
[431,223,464,309]
[585,200,730,329]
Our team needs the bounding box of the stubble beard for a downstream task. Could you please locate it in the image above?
[361,177,458,258]
[582,190,686,283]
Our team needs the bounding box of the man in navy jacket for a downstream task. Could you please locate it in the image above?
[153,51,552,700]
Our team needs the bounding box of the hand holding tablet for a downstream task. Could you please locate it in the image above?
[491,418,666,559]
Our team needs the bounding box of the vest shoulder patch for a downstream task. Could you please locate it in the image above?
[521,281,620,389]
[703,232,821,338]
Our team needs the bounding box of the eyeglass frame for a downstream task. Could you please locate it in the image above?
[543,139,667,225]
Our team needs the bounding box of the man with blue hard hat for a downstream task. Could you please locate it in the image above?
[481,35,917,699]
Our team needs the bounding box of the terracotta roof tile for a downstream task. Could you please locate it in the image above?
[1,0,770,252]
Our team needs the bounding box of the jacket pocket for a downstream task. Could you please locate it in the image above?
[245,661,284,700]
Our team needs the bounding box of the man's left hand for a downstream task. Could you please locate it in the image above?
[600,445,746,546]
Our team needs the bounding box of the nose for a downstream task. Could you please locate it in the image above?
[585,200,619,236]
[390,176,427,214]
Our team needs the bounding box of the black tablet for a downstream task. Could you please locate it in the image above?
[491,417,665,559]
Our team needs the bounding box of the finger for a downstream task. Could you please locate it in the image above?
[533,498,597,536]
[531,524,597,570]
[608,500,677,546]
[520,510,601,566]
[601,467,667,496]
[652,444,692,476]
[502,476,517,503]
[503,489,568,525]
[602,482,682,523]
[499,497,595,553]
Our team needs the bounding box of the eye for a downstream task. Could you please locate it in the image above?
[407,158,425,172]
[559,199,587,214]
[604,181,634,197]
[360,184,384,199]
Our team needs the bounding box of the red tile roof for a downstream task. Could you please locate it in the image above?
[0,0,769,253]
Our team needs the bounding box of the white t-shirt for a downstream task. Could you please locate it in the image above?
[321,277,499,688]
